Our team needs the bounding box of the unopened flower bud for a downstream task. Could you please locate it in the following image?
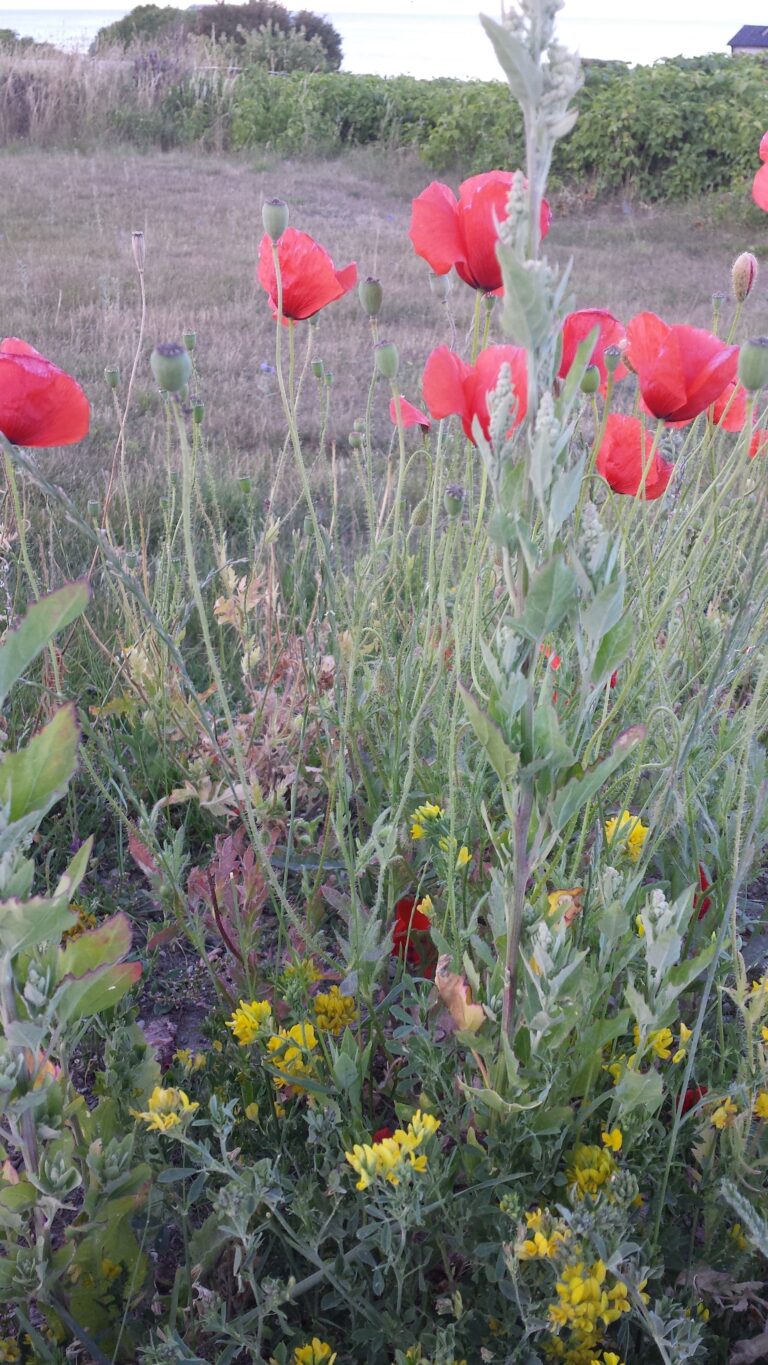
[262,198,289,242]
[182,330,196,353]
[359,276,383,317]
[429,270,452,301]
[410,498,429,527]
[193,400,205,424]
[104,366,119,389]
[87,499,100,520]
[604,345,623,375]
[348,431,363,449]
[125,550,138,570]
[169,470,180,487]
[738,336,768,392]
[238,476,252,494]
[581,364,600,395]
[131,230,145,274]
[311,359,325,380]
[732,252,759,304]
[444,484,464,517]
[324,370,333,386]
[353,417,366,431]
[150,343,192,394]
[374,341,398,380]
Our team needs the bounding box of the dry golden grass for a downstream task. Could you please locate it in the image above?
[2,145,762,506]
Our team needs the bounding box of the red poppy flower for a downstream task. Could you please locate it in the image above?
[390,395,431,432]
[695,864,713,920]
[710,381,748,432]
[681,1085,708,1115]
[392,894,436,977]
[540,644,561,670]
[625,312,738,424]
[753,131,768,211]
[372,1126,393,1143]
[422,344,528,445]
[558,309,627,390]
[0,338,89,448]
[257,228,357,322]
[596,414,673,500]
[750,427,768,458]
[409,171,551,295]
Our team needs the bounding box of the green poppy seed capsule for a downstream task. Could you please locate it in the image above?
[410,498,429,527]
[353,417,366,431]
[738,337,768,392]
[262,198,289,242]
[374,341,398,380]
[581,364,600,395]
[125,551,138,570]
[444,484,465,517]
[169,470,180,487]
[603,344,622,375]
[87,499,100,520]
[311,359,325,380]
[359,276,383,318]
[324,370,334,386]
[104,365,119,389]
[732,252,759,304]
[193,400,205,424]
[159,497,169,510]
[429,270,452,301]
[150,343,192,394]
[183,331,197,353]
[348,431,363,449]
[238,476,252,494]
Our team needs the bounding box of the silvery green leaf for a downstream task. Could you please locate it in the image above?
[498,250,551,350]
[481,14,542,103]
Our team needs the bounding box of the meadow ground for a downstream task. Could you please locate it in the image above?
[3,145,763,507]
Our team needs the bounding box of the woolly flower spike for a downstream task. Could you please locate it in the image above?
[314,985,357,1035]
[0,337,90,447]
[753,131,768,211]
[293,1341,337,1365]
[257,227,357,323]
[604,810,649,862]
[344,1110,440,1191]
[226,999,273,1045]
[131,1086,198,1134]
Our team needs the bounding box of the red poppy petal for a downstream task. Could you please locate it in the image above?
[0,337,43,360]
[457,171,514,292]
[469,345,528,441]
[558,309,627,387]
[596,413,672,499]
[422,347,471,423]
[711,381,747,431]
[754,163,768,212]
[390,396,431,431]
[409,181,464,276]
[750,427,768,458]
[0,346,89,447]
[257,229,356,321]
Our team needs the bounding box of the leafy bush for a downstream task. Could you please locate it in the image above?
[90,3,188,53]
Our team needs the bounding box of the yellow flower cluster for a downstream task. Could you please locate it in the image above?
[293,1340,337,1364]
[518,1207,570,1261]
[604,810,649,862]
[755,1091,768,1119]
[266,1022,318,1091]
[711,1097,739,1130]
[565,1145,617,1200]
[601,1128,622,1152]
[314,985,357,1035]
[283,958,322,989]
[226,998,273,1045]
[410,801,444,839]
[548,1258,631,1345]
[174,1048,206,1070]
[0,1340,20,1363]
[131,1086,199,1134]
[345,1110,440,1191]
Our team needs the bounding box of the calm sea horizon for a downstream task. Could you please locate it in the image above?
[4,7,734,74]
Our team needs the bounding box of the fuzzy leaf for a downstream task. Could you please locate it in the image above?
[458,683,518,784]
[0,703,79,822]
[592,613,635,687]
[0,581,89,710]
[480,15,542,105]
[54,961,142,1022]
[551,724,645,830]
[58,912,132,980]
[517,557,577,640]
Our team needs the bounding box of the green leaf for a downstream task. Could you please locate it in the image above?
[54,961,142,1023]
[613,1064,664,1114]
[480,15,542,105]
[0,896,77,956]
[458,683,518,784]
[0,581,89,710]
[581,575,625,648]
[498,248,551,350]
[549,454,585,536]
[592,612,635,687]
[551,724,645,830]
[517,557,578,641]
[58,912,132,980]
[0,703,79,822]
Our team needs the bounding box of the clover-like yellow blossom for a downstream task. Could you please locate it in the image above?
[730,1222,748,1251]
[762,1025,768,1043]
[245,1102,259,1120]
[411,822,426,840]
[131,1086,199,1133]
[456,845,471,868]
[525,1206,545,1230]
[633,1023,675,1061]
[293,1339,337,1364]
[601,1127,622,1152]
[672,1022,692,1064]
[605,810,649,862]
[226,998,273,1045]
[754,1090,768,1120]
[548,1258,631,1341]
[314,985,357,1035]
[750,973,768,997]
[266,1022,318,1090]
[566,1144,617,1200]
[0,1340,21,1363]
[416,894,433,915]
[711,1097,738,1130]
[344,1110,439,1190]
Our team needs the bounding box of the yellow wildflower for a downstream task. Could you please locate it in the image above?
[414,801,443,822]
[548,1258,631,1341]
[131,1086,198,1134]
[697,1304,710,1321]
[750,974,768,998]
[226,999,273,1045]
[547,888,584,925]
[605,810,649,862]
[174,1048,192,1066]
[633,1024,675,1061]
[266,1022,317,1091]
[753,1090,768,1120]
[672,1022,692,1065]
[293,1340,337,1365]
[601,1127,622,1152]
[0,1340,21,1363]
[519,1230,558,1260]
[283,958,322,987]
[566,1144,617,1200]
[635,914,645,937]
[456,844,471,868]
[416,894,433,915]
[525,1206,545,1230]
[411,822,426,840]
[344,1110,439,1190]
[730,1222,748,1251]
[100,1258,121,1281]
[314,985,357,1035]
[762,1026,768,1043]
[711,1097,738,1130]
[245,1102,259,1120]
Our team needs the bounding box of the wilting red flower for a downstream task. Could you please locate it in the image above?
[257,228,357,322]
[750,427,768,458]
[540,644,561,670]
[710,381,748,432]
[0,338,89,448]
[596,414,673,500]
[372,1126,394,1142]
[392,895,436,977]
[409,171,551,295]
[625,312,738,424]
[753,131,768,211]
[422,344,528,445]
[681,1085,708,1115]
[558,309,627,390]
[389,395,431,431]
[695,864,713,920]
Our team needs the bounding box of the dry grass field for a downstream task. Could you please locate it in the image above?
[2,146,763,504]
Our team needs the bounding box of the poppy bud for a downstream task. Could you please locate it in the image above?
[410,498,429,527]
[604,345,623,375]
[738,336,768,392]
[183,330,196,353]
[324,370,334,386]
[359,276,383,317]
[348,431,363,449]
[131,231,145,275]
[353,417,366,431]
[104,366,119,389]
[193,400,205,424]
[732,252,759,304]
[311,359,325,380]
[151,343,192,394]
[429,270,452,301]
[581,364,600,395]
[444,484,464,517]
[87,499,100,520]
[374,341,398,380]
[238,476,252,494]
[168,471,179,489]
[262,198,289,242]
[125,550,138,570]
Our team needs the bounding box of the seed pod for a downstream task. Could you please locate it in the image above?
[738,336,768,392]
[374,341,398,380]
[581,364,600,395]
[150,343,192,394]
[359,276,383,317]
[311,359,325,380]
[429,271,452,301]
[182,331,197,353]
[444,484,465,517]
[262,198,289,242]
[410,498,429,527]
[104,366,119,389]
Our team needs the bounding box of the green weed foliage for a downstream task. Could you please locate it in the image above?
[2,2,768,1362]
